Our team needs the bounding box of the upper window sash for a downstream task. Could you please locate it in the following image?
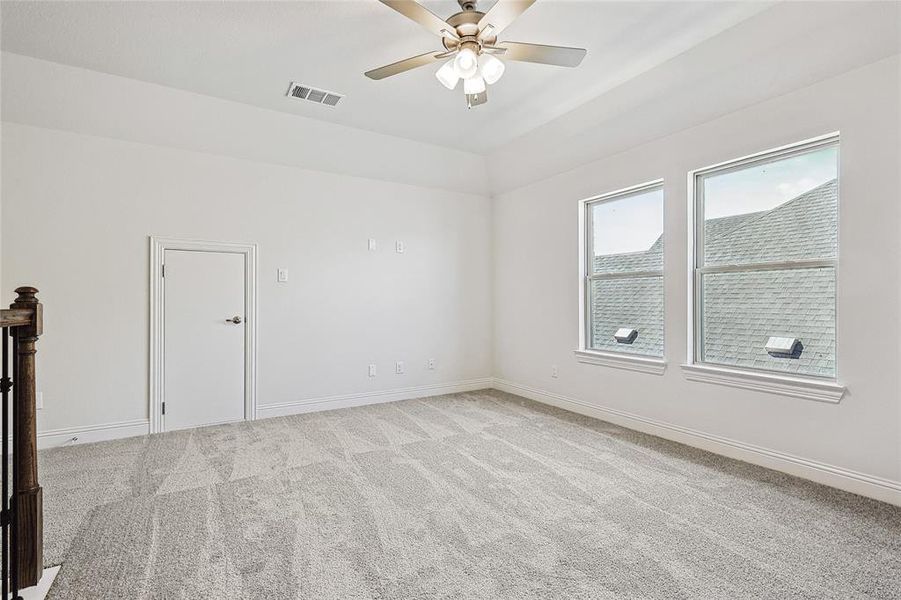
[697,258,835,275]
[585,180,664,277]
[693,134,839,271]
[589,270,662,280]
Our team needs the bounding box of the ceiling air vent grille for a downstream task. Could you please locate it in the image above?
[290,85,311,100]
[322,93,342,107]
[287,82,343,108]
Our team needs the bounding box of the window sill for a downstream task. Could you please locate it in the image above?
[574,350,666,375]
[680,363,845,403]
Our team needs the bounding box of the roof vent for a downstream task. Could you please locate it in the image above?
[766,336,802,357]
[286,82,343,108]
[614,328,638,344]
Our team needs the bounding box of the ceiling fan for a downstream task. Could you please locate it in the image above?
[365,0,586,108]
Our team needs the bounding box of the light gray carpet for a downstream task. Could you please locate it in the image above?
[39,389,900,599]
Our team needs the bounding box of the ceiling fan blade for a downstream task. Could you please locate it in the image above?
[477,0,537,38]
[378,0,459,40]
[496,41,586,67]
[481,45,508,55]
[365,51,442,80]
[466,90,488,108]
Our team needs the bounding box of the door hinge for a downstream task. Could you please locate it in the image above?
[161,264,166,278]
[162,402,166,415]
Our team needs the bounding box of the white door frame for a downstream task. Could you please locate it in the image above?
[149,236,258,434]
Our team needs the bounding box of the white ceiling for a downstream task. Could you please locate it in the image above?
[1,1,769,153]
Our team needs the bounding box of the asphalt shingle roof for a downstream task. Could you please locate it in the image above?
[594,237,662,273]
[705,180,838,266]
[701,267,835,375]
[590,276,663,357]
[590,179,837,376]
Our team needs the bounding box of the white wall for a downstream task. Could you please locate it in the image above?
[1,57,493,439]
[1,53,489,196]
[487,1,900,194]
[492,55,901,502]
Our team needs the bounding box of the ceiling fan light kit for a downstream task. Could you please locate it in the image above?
[463,74,486,95]
[365,0,587,108]
[435,59,460,89]
[479,53,505,84]
[453,46,480,79]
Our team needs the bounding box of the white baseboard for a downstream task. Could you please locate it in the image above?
[34,379,493,449]
[256,378,494,419]
[492,378,901,507]
[37,419,150,449]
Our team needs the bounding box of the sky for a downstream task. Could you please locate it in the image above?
[592,145,837,256]
[592,188,663,256]
[703,145,837,219]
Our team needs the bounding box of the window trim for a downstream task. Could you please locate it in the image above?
[680,363,845,404]
[684,132,845,401]
[575,349,666,375]
[577,179,666,373]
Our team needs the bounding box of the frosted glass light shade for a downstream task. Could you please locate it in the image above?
[453,48,479,79]
[479,54,505,85]
[463,75,486,95]
[435,58,459,90]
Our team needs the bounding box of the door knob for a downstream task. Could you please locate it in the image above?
[226,316,243,324]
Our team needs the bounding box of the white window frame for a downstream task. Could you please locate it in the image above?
[576,180,666,375]
[683,133,845,402]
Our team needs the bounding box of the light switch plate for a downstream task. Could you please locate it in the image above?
[277,268,289,282]
[395,241,405,254]
[368,238,377,251]
[368,364,377,377]
[395,361,405,374]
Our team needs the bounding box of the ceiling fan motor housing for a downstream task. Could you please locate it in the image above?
[442,10,496,51]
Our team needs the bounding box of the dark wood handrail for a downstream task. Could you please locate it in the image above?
[0,309,33,329]
[1,287,43,591]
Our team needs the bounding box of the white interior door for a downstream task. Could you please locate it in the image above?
[163,249,246,431]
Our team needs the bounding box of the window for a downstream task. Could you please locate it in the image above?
[580,181,664,362]
[690,135,839,380]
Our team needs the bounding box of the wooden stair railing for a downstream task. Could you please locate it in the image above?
[1,287,44,597]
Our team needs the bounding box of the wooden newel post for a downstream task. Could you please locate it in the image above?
[10,286,43,587]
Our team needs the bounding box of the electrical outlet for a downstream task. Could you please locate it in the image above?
[551,365,559,378]
[36,392,43,410]
[427,358,436,370]
[368,364,377,377]
[395,361,405,375]
[277,268,289,282]
[395,240,405,254]
[368,238,377,251]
